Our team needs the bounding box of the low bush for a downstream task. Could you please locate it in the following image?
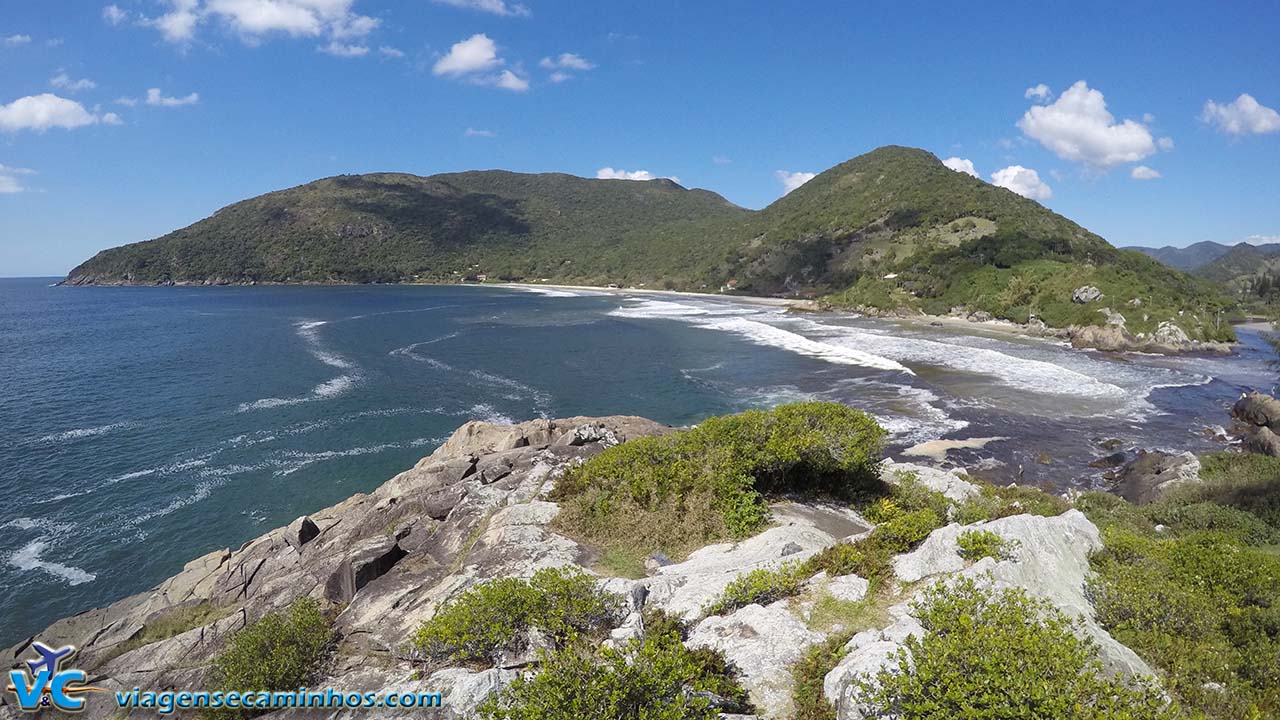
[478,634,750,720]
[956,529,1017,560]
[1088,525,1280,717]
[414,566,623,666]
[1167,452,1280,531]
[205,598,333,719]
[856,577,1180,719]
[704,561,805,616]
[875,507,943,552]
[955,481,1069,524]
[552,402,887,562]
[790,632,852,720]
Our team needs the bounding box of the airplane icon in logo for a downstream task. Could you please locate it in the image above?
[24,642,76,676]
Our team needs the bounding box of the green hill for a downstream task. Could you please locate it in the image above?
[64,146,1235,341]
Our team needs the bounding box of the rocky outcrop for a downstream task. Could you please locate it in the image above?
[1231,391,1280,457]
[1106,450,1202,504]
[828,510,1154,720]
[3,414,1156,720]
[1,414,670,720]
[1072,286,1105,304]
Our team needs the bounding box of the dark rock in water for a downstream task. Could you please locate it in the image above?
[1232,391,1280,432]
[1098,438,1125,451]
[1036,453,1053,465]
[1108,450,1201,505]
[1089,451,1128,469]
[1243,425,1280,457]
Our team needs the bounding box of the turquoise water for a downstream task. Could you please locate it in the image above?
[1,278,1274,645]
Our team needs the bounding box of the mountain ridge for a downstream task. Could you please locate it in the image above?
[64,145,1235,343]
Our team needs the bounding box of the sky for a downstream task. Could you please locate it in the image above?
[2,1,1279,277]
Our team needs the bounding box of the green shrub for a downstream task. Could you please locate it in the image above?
[705,561,806,616]
[955,481,1069,524]
[478,634,750,720]
[1089,525,1280,717]
[863,473,951,526]
[414,567,623,666]
[552,402,887,562]
[206,598,333,719]
[956,529,1018,561]
[856,577,1180,719]
[790,632,851,720]
[875,507,943,553]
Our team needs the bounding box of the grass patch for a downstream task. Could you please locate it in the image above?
[704,561,806,617]
[592,547,648,579]
[551,402,887,563]
[414,566,623,667]
[790,632,852,720]
[99,601,235,665]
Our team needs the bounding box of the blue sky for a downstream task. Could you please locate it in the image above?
[2,0,1279,276]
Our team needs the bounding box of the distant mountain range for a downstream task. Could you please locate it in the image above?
[1124,240,1280,273]
[65,146,1234,342]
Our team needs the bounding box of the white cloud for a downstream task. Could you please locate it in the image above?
[942,156,979,177]
[1130,165,1161,180]
[146,88,200,106]
[548,71,569,83]
[597,167,679,183]
[115,96,139,107]
[0,163,36,194]
[776,170,816,195]
[147,0,201,42]
[493,69,529,92]
[378,45,404,58]
[1201,93,1280,136]
[102,4,128,25]
[50,73,97,92]
[990,165,1052,200]
[1158,136,1175,151]
[712,154,731,165]
[145,0,379,46]
[432,34,528,91]
[101,112,124,125]
[0,94,101,132]
[539,52,594,70]
[433,33,502,75]
[1024,83,1050,101]
[464,127,495,137]
[3,34,32,47]
[431,0,530,17]
[1017,80,1155,169]
[319,40,368,57]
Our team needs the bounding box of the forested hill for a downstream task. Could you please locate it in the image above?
[64,146,1234,342]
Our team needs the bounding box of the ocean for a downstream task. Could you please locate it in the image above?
[1,277,1275,646]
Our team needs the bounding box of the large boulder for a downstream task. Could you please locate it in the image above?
[688,603,826,718]
[1072,285,1104,304]
[881,460,979,503]
[1232,391,1280,432]
[1107,450,1201,504]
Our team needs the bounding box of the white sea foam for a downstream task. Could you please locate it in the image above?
[467,403,515,425]
[515,286,582,298]
[272,439,428,477]
[696,317,913,373]
[238,374,360,412]
[33,421,135,445]
[7,541,96,585]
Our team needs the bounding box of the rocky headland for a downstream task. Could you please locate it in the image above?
[4,402,1277,719]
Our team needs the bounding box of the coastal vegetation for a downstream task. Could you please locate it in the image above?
[205,598,333,719]
[413,566,623,666]
[551,401,886,564]
[63,146,1235,341]
[1078,452,1280,719]
[855,578,1179,719]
